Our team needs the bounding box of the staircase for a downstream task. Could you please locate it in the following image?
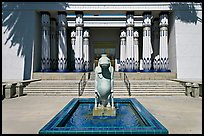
[24,80,79,96]
[82,79,185,96]
[129,80,185,96]
[24,72,185,96]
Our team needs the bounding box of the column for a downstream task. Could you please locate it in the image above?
[142,13,153,72]
[159,13,170,72]
[152,18,160,71]
[119,30,126,72]
[133,30,139,71]
[74,12,84,72]
[50,18,57,71]
[71,30,76,56]
[125,13,135,72]
[41,12,51,72]
[57,12,68,72]
[83,29,90,71]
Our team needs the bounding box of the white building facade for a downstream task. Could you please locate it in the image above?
[2,2,202,81]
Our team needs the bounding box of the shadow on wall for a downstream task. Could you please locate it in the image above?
[170,2,202,24]
[2,2,68,80]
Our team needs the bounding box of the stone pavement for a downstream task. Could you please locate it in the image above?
[2,95,202,134]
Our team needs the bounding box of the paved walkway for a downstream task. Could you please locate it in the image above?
[2,95,202,134]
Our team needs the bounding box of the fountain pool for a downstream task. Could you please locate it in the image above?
[39,98,168,134]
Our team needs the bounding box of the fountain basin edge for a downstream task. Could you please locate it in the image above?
[39,98,168,134]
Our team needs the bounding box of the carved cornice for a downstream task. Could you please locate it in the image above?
[66,3,172,11]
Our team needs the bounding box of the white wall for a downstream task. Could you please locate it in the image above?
[2,27,24,81]
[2,2,67,81]
[168,12,177,74]
[174,10,202,80]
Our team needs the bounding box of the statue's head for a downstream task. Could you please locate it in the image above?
[98,54,111,68]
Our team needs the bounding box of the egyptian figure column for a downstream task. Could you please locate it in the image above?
[50,18,57,71]
[142,13,153,71]
[57,12,68,72]
[83,30,90,71]
[159,13,170,72]
[119,30,126,72]
[71,30,76,70]
[125,13,134,72]
[74,13,84,72]
[133,30,139,71]
[41,12,51,72]
[152,18,160,71]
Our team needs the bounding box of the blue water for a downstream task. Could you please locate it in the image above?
[58,102,148,128]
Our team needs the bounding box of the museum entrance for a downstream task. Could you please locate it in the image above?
[94,42,116,68]
[89,28,120,71]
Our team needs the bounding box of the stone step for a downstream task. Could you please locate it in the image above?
[24,89,78,92]
[84,86,185,89]
[25,93,78,96]
[82,92,185,96]
[87,80,184,84]
[24,87,78,89]
[24,78,185,96]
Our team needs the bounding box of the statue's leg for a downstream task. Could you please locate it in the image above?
[111,93,114,108]
[95,93,98,109]
[107,94,111,108]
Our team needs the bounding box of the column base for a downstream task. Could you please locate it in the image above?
[118,69,125,72]
[124,69,139,72]
[157,69,171,72]
[56,69,69,72]
[140,69,155,72]
[41,69,53,72]
[84,70,91,72]
[73,69,86,72]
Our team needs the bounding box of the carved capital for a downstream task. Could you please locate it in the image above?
[120,30,126,38]
[133,31,139,38]
[126,15,134,27]
[143,14,152,27]
[159,14,168,27]
[83,30,89,38]
[75,16,84,27]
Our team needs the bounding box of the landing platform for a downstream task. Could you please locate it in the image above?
[32,72,86,80]
[32,72,177,80]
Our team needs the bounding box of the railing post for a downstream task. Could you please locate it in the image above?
[192,83,199,98]
[16,82,24,97]
[185,82,192,96]
[78,73,88,97]
[124,72,131,96]
[78,82,80,96]
[5,83,17,99]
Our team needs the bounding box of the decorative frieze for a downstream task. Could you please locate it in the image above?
[83,29,90,71]
[74,12,84,71]
[119,30,126,71]
[41,12,51,72]
[133,30,139,71]
[125,13,135,72]
[159,13,169,72]
[142,13,153,71]
[57,12,68,72]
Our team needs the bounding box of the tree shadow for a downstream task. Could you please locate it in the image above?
[170,2,202,24]
[2,2,68,80]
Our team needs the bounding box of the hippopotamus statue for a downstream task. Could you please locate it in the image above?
[94,54,114,109]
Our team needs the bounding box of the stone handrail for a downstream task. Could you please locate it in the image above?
[78,73,87,96]
[171,79,202,97]
[124,72,131,96]
[2,79,41,99]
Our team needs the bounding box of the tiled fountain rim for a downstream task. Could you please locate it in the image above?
[39,98,168,134]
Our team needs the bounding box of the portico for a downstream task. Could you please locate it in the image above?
[38,3,172,73]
